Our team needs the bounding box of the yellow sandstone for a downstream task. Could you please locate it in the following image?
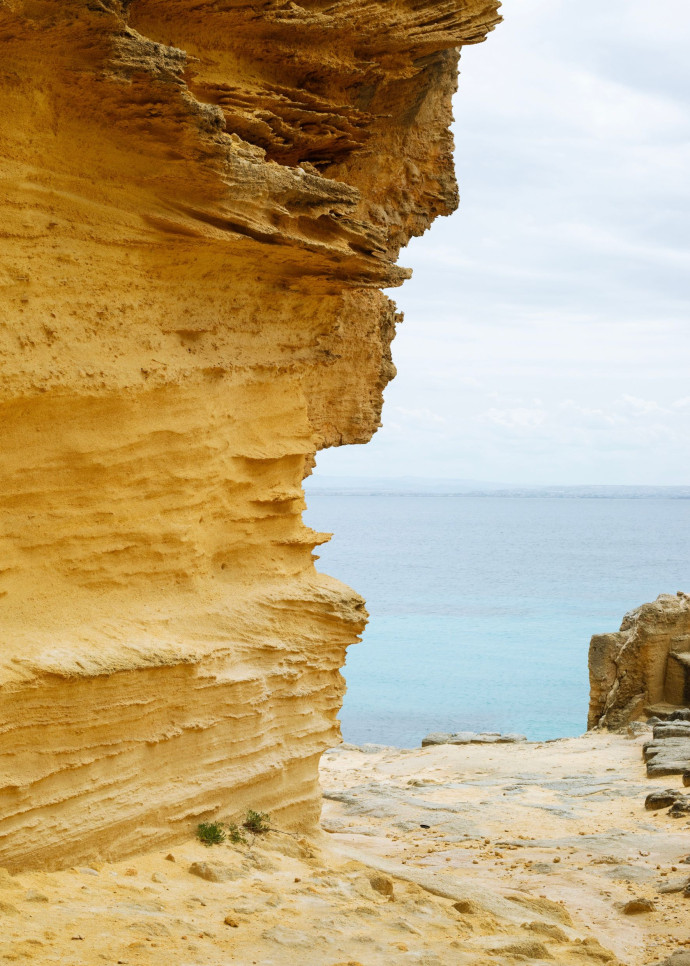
[0,0,501,869]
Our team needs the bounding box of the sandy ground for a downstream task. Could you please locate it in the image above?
[0,732,687,965]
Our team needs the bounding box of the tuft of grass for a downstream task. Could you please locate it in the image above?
[196,821,226,846]
[196,810,270,846]
[226,823,247,844]
[243,809,271,835]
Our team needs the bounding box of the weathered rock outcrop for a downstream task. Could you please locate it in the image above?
[0,0,500,869]
[588,593,690,731]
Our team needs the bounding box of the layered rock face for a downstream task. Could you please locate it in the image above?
[0,0,501,869]
[588,593,690,731]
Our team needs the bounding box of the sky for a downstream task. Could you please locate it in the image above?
[313,0,690,485]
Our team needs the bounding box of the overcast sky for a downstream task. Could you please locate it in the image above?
[314,0,690,485]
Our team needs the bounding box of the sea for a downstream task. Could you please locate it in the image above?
[303,489,690,748]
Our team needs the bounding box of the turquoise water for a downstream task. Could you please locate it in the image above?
[303,495,690,747]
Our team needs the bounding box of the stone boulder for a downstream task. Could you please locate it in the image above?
[588,593,690,731]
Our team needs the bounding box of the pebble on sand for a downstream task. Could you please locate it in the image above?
[621,898,655,914]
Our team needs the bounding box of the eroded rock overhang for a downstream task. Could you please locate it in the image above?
[0,0,501,869]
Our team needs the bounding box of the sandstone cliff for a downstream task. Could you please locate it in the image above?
[0,0,501,870]
[588,593,690,731]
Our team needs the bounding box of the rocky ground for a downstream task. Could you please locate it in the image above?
[643,712,690,778]
[322,732,690,966]
[0,732,688,965]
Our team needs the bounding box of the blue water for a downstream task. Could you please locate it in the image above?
[303,495,690,747]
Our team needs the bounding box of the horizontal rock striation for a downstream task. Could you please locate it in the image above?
[588,593,690,732]
[0,0,500,869]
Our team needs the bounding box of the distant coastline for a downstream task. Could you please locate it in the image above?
[306,477,690,499]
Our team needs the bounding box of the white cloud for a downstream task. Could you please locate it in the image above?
[391,406,446,425]
[314,0,690,485]
[483,407,547,430]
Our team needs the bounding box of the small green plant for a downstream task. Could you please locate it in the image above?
[196,810,271,846]
[243,809,271,835]
[226,822,247,844]
[196,821,226,846]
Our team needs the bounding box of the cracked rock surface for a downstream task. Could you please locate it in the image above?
[321,732,690,966]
